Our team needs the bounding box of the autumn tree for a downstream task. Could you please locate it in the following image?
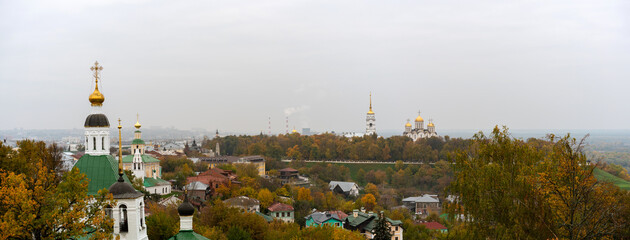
[257,188,274,209]
[0,141,115,240]
[446,127,630,239]
[361,193,377,211]
[146,202,179,240]
[297,187,313,201]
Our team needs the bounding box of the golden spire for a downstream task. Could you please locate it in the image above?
[117,118,123,175]
[367,92,374,114]
[134,113,142,129]
[88,61,105,106]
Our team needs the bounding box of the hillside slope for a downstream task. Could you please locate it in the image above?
[594,167,630,190]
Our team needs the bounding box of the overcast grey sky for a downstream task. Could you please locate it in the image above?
[1,0,629,134]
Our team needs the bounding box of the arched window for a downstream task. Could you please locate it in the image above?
[120,204,128,232]
[93,137,96,150]
[102,137,104,150]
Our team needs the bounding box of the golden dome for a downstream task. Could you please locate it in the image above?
[415,115,424,122]
[368,109,374,114]
[88,61,105,107]
[89,87,105,106]
[428,122,435,127]
[292,129,297,133]
[405,122,412,127]
[134,114,141,129]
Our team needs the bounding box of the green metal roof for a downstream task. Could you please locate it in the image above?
[73,154,130,196]
[132,139,146,145]
[143,177,170,188]
[134,130,141,133]
[122,154,160,163]
[256,212,274,222]
[345,212,402,232]
[168,230,209,240]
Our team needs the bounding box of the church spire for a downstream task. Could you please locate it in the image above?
[88,61,105,107]
[134,113,141,129]
[117,118,123,176]
[367,92,374,114]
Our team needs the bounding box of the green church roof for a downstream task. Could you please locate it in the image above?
[73,154,131,196]
[168,230,209,240]
[144,177,170,188]
[122,154,160,163]
[132,139,146,145]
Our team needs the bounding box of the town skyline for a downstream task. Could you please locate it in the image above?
[2,0,629,132]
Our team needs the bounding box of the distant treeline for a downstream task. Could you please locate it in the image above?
[201,133,472,162]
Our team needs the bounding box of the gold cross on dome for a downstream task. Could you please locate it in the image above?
[90,61,103,83]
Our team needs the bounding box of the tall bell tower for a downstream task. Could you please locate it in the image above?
[84,61,111,156]
[366,92,376,135]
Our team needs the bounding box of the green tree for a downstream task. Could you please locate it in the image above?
[226,226,252,240]
[373,212,392,240]
[145,202,178,240]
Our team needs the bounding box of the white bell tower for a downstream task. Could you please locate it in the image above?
[366,92,376,135]
[84,61,111,156]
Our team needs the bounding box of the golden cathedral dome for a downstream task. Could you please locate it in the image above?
[405,122,412,127]
[428,122,435,127]
[89,87,105,106]
[292,128,297,133]
[415,115,424,122]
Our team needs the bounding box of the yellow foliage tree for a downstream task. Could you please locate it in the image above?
[0,160,115,239]
[297,187,313,201]
[361,193,377,211]
[257,188,274,209]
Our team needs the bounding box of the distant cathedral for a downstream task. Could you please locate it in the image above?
[403,112,437,141]
[366,93,376,135]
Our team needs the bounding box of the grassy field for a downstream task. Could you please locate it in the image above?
[304,162,394,182]
[593,167,630,190]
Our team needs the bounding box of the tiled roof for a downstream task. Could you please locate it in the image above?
[419,221,447,230]
[327,210,348,219]
[268,203,294,212]
[168,230,209,240]
[144,177,171,187]
[329,181,357,192]
[122,154,160,163]
[187,168,231,186]
[74,154,130,195]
